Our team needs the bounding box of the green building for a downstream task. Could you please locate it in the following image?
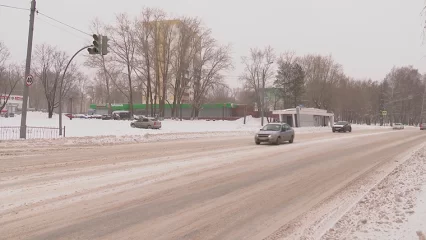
[89,103,239,119]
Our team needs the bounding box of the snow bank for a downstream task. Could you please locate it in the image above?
[321,145,426,240]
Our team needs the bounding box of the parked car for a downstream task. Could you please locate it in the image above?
[332,121,352,133]
[88,114,102,119]
[254,123,295,145]
[420,123,426,130]
[64,113,73,119]
[130,117,161,129]
[112,111,131,120]
[393,123,404,130]
[101,114,113,120]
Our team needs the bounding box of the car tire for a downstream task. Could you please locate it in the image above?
[349,128,352,132]
[255,141,260,145]
[147,125,152,129]
[332,129,335,133]
[131,124,136,128]
[289,135,294,143]
[275,137,281,145]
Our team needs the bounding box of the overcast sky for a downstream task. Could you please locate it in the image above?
[1,0,425,88]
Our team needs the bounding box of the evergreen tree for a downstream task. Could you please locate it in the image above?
[274,62,305,108]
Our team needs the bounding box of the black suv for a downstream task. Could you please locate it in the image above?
[113,111,131,120]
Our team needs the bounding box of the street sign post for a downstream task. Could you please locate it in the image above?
[25,75,34,87]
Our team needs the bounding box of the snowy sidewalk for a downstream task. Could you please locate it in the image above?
[321,145,426,240]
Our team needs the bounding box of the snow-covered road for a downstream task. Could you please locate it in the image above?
[1,128,425,239]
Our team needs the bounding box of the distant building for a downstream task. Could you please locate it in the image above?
[89,102,249,120]
[0,94,29,113]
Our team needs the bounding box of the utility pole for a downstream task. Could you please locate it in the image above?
[20,0,36,139]
[261,69,265,126]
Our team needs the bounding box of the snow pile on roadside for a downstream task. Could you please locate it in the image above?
[0,131,257,148]
[321,146,426,240]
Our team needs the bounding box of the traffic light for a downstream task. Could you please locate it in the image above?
[101,36,109,55]
[88,34,102,55]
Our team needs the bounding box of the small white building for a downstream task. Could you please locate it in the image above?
[273,107,334,127]
[0,94,28,113]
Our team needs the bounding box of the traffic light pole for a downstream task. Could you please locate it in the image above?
[20,0,36,139]
[59,45,93,136]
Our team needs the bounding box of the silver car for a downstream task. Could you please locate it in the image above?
[255,123,295,145]
[393,123,404,130]
[130,117,161,129]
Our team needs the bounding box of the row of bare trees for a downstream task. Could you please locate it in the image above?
[1,40,88,117]
[240,46,426,125]
[30,44,86,118]
[85,8,233,118]
[3,6,424,123]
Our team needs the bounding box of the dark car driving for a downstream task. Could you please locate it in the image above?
[332,121,352,133]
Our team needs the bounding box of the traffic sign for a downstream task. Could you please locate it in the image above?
[25,75,34,87]
[381,110,387,116]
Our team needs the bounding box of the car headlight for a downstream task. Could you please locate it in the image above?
[268,135,272,138]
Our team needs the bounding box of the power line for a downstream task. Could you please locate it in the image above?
[0,4,29,11]
[36,16,89,41]
[36,11,92,37]
[0,4,91,38]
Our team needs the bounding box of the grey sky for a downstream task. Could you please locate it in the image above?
[1,0,425,88]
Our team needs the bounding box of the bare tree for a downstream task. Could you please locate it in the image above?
[240,46,275,125]
[0,65,22,112]
[190,29,233,118]
[134,8,159,116]
[384,66,422,125]
[206,84,235,103]
[33,44,77,118]
[170,17,203,118]
[107,13,137,116]
[299,54,342,110]
[0,42,14,111]
[156,17,176,117]
[0,41,10,67]
[144,9,177,117]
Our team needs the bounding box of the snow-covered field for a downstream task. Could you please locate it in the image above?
[0,111,402,146]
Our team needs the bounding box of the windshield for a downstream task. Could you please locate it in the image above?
[261,124,282,131]
[336,121,347,125]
